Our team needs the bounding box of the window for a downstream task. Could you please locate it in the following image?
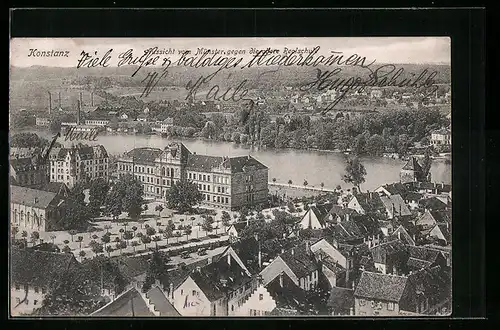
[387,302,395,311]
[221,187,225,194]
[192,290,196,296]
[207,175,210,181]
[217,196,221,203]
[231,305,234,312]
[189,173,192,179]
[199,174,202,180]
[207,185,210,192]
[259,294,264,301]
[203,175,206,181]
[225,197,229,204]
[218,186,221,193]
[203,185,206,191]
[34,300,38,306]
[181,289,184,295]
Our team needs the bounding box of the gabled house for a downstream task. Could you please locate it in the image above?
[167,252,257,316]
[370,240,409,275]
[378,194,412,219]
[298,203,332,229]
[390,225,416,246]
[327,286,355,315]
[347,192,386,216]
[419,197,448,211]
[217,237,261,276]
[405,246,448,272]
[354,271,413,316]
[10,248,80,316]
[400,157,427,184]
[406,266,452,315]
[91,285,181,316]
[260,242,319,291]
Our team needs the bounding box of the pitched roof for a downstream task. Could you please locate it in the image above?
[379,183,409,197]
[112,256,150,281]
[279,243,318,278]
[10,157,42,172]
[10,185,60,209]
[353,192,386,214]
[370,240,408,264]
[92,287,155,316]
[125,147,163,164]
[327,287,355,312]
[379,194,412,217]
[432,128,451,135]
[186,154,267,173]
[402,157,423,172]
[226,236,261,275]
[38,182,70,196]
[50,145,108,160]
[407,266,451,299]
[266,273,308,312]
[419,197,448,211]
[407,246,441,264]
[145,286,181,316]
[407,257,433,270]
[11,248,78,288]
[354,271,409,302]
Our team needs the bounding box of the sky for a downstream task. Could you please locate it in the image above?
[10,37,450,68]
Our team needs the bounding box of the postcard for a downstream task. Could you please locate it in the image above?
[9,37,452,317]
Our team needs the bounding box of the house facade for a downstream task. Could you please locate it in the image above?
[10,156,49,189]
[10,185,65,233]
[48,145,109,189]
[117,143,268,210]
[431,128,451,146]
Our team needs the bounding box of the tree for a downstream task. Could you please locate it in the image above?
[88,178,110,218]
[106,245,113,257]
[101,234,111,248]
[303,180,308,188]
[141,235,151,249]
[342,156,367,192]
[165,179,203,213]
[288,179,293,186]
[422,147,433,181]
[221,211,231,228]
[63,239,70,245]
[77,236,84,250]
[155,204,164,217]
[142,250,171,292]
[79,250,86,261]
[152,235,162,249]
[31,231,40,245]
[91,241,104,257]
[119,175,146,220]
[119,228,125,239]
[11,226,19,241]
[69,230,77,242]
[62,245,72,254]
[366,134,386,156]
[58,185,89,230]
[320,182,325,190]
[132,226,138,234]
[146,227,157,237]
[184,227,192,240]
[131,241,139,253]
[201,216,214,233]
[122,222,129,232]
[106,188,123,221]
[104,224,112,234]
[50,234,56,244]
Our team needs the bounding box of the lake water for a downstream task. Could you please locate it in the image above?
[21,129,451,191]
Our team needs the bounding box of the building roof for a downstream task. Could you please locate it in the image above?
[407,266,451,299]
[407,257,433,270]
[10,157,42,172]
[37,182,70,196]
[92,287,155,316]
[370,240,408,264]
[50,145,108,160]
[402,157,424,172]
[124,147,164,164]
[353,192,386,214]
[354,271,409,302]
[266,273,308,313]
[432,128,451,135]
[279,243,318,278]
[379,194,412,217]
[11,248,78,288]
[327,287,355,312]
[379,183,409,197]
[186,154,267,174]
[145,286,181,316]
[419,197,448,211]
[226,236,261,275]
[112,256,150,281]
[10,185,60,209]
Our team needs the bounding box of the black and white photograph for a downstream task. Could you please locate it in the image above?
[9,37,452,317]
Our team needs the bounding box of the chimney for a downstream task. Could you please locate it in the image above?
[398,231,401,240]
[34,197,38,204]
[227,253,231,266]
[279,273,283,287]
[80,91,83,107]
[291,248,294,256]
[349,307,354,316]
[48,92,52,114]
[305,241,310,255]
[169,282,174,299]
[196,266,201,272]
[77,100,81,125]
[59,91,61,108]
[281,248,284,254]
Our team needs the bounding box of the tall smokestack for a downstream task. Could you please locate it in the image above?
[80,92,83,107]
[48,92,52,114]
[91,92,94,106]
[77,100,81,125]
[59,91,61,108]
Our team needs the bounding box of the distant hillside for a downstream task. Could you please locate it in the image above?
[10,63,450,110]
